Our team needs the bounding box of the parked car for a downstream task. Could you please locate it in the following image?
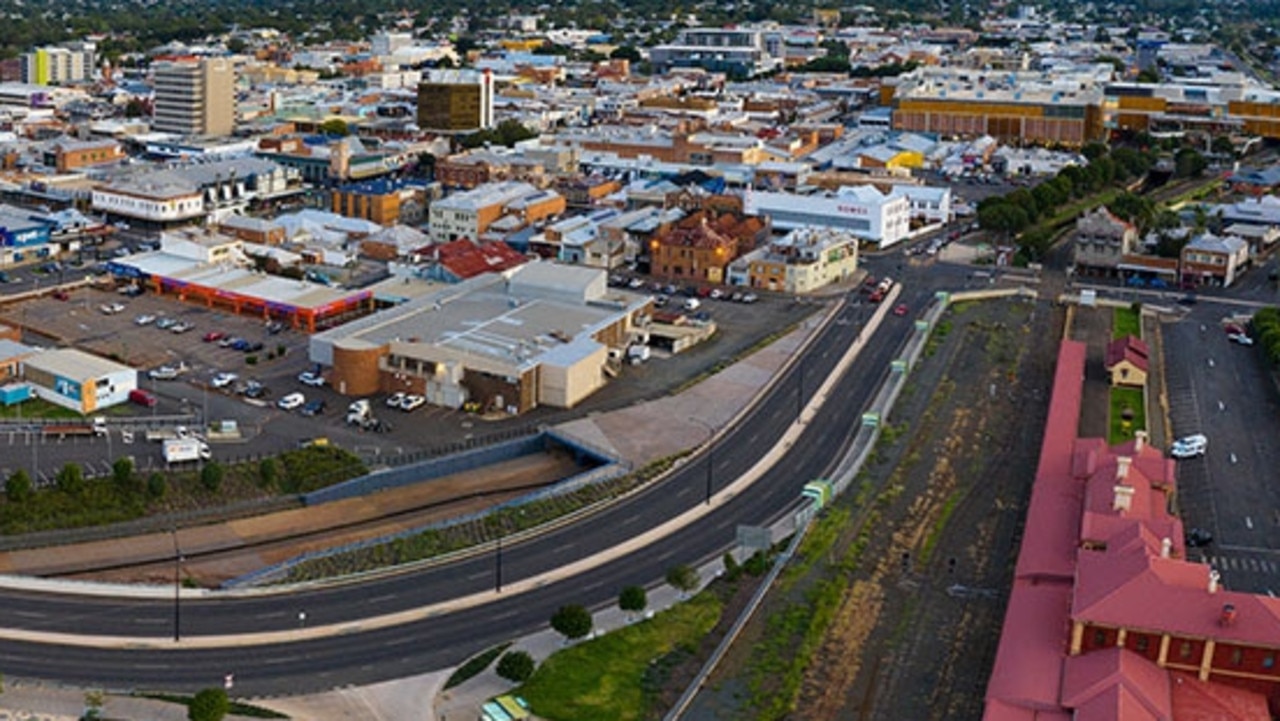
[298,371,326,387]
[242,381,269,400]
[1223,323,1246,336]
[399,394,426,412]
[51,290,70,301]
[211,372,239,389]
[1186,527,1214,548]
[202,331,225,343]
[1228,333,1254,346]
[135,314,156,326]
[219,336,241,348]
[1170,434,1208,459]
[709,288,725,300]
[386,392,407,408]
[155,317,177,329]
[893,303,909,316]
[120,285,144,297]
[128,388,157,408]
[277,392,306,411]
[740,293,758,304]
[300,399,327,417]
[684,298,701,311]
[148,365,182,380]
[99,302,125,315]
[170,321,193,334]
[266,321,285,335]
[231,339,251,351]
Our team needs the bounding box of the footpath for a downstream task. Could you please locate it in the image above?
[0,294,847,721]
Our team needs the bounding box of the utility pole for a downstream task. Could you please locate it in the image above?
[495,533,503,593]
[171,529,181,642]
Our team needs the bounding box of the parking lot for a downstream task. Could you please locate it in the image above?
[1164,303,1280,594]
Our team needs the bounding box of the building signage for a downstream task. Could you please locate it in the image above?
[54,375,82,401]
[836,204,869,216]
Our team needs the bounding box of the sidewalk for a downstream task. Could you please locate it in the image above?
[0,681,266,721]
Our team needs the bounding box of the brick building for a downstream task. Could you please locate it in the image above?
[648,210,769,284]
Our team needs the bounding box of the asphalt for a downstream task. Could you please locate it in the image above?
[0,278,936,696]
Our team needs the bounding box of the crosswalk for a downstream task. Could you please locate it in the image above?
[1199,554,1280,575]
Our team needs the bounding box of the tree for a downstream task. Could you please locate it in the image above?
[258,458,279,489]
[549,604,593,642]
[666,564,700,596]
[112,457,136,493]
[1211,135,1236,157]
[1107,192,1156,232]
[1136,67,1161,83]
[1175,147,1207,178]
[187,688,229,721]
[977,202,1030,240]
[1081,141,1109,162]
[147,471,166,499]
[495,650,536,682]
[318,118,350,137]
[5,469,32,504]
[56,463,84,496]
[200,462,224,492]
[619,585,647,617]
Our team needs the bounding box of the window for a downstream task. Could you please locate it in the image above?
[1135,635,1149,653]
[1179,641,1192,659]
[1231,647,1244,666]
[1093,629,1107,647]
[1264,654,1275,670]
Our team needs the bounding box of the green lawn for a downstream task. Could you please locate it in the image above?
[519,592,723,721]
[1112,306,1142,340]
[0,398,84,420]
[1108,387,1146,446]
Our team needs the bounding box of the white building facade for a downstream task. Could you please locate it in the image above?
[745,185,911,248]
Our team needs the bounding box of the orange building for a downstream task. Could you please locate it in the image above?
[46,140,125,173]
[435,151,547,190]
[649,210,769,284]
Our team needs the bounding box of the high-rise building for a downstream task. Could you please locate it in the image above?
[21,41,97,86]
[151,58,236,137]
[416,69,494,134]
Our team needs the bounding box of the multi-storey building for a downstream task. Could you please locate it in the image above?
[650,28,784,77]
[427,181,564,243]
[745,185,911,249]
[731,226,859,293]
[1073,206,1138,277]
[648,209,768,284]
[43,139,125,173]
[151,58,236,137]
[21,42,96,86]
[416,69,494,134]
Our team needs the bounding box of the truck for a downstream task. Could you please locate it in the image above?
[163,438,211,464]
[44,417,108,438]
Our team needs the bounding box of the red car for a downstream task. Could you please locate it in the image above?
[202,331,225,343]
[51,290,69,301]
[893,303,909,316]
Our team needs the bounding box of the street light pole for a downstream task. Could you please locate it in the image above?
[171,529,181,642]
[689,418,714,506]
[495,533,503,593]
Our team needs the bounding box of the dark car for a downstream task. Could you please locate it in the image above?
[300,399,327,417]
[230,339,251,351]
[1177,294,1198,306]
[244,341,265,353]
[1186,528,1213,548]
[266,321,285,335]
[51,289,70,301]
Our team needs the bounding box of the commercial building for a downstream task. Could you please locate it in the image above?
[22,348,136,415]
[21,42,97,86]
[428,181,565,243]
[416,70,495,134]
[91,157,297,227]
[984,339,1280,719]
[309,263,650,413]
[730,226,859,293]
[745,185,911,249]
[650,28,784,77]
[151,58,237,137]
[888,66,1108,146]
[108,228,372,333]
[1073,206,1139,277]
[649,209,769,284]
[435,150,547,190]
[1180,232,1251,288]
[43,139,126,173]
[0,204,56,268]
[329,178,431,226]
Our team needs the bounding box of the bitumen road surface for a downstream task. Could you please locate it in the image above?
[0,282,939,695]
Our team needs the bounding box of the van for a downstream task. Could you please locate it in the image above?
[129,388,158,408]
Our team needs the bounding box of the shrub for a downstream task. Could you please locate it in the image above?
[550,604,593,641]
[112,457,136,493]
[245,355,258,366]
[495,650,536,682]
[619,585,648,614]
[56,463,85,496]
[200,463,224,492]
[666,564,700,596]
[146,471,166,499]
[258,458,279,489]
[5,469,32,503]
[187,688,229,721]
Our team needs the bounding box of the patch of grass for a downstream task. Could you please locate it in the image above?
[1112,306,1141,339]
[519,592,723,721]
[918,489,962,567]
[135,692,289,719]
[1108,386,1146,445]
[445,642,512,689]
[0,398,82,420]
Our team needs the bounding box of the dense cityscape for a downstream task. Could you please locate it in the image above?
[0,0,1279,719]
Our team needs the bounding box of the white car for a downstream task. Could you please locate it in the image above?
[386,392,407,408]
[211,372,239,389]
[1228,333,1254,346]
[148,365,182,380]
[298,371,326,387]
[134,314,156,326]
[1171,434,1208,459]
[399,394,426,412]
[277,392,306,411]
[99,302,125,315]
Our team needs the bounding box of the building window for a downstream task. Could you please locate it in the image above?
[1135,635,1149,653]
[1264,654,1275,670]
[1093,629,1106,647]
[1179,641,1192,659]
[1231,648,1244,666]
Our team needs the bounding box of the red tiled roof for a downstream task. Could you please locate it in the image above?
[1104,335,1149,373]
[984,580,1073,718]
[420,240,528,279]
[1169,672,1271,721]
[1015,340,1088,582]
[1061,647,1172,720]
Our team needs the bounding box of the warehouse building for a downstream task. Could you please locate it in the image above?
[23,348,136,414]
[745,185,911,249]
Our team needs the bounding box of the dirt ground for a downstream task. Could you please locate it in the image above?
[689,296,1065,720]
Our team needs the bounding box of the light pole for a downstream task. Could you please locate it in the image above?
[689,418,714,506]
[495,532,503,593]
[171,528,181,642]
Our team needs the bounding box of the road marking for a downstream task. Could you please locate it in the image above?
[1247,517,1254,530]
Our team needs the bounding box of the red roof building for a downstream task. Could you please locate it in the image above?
[984,339,1276,721]
[411,240,528,283]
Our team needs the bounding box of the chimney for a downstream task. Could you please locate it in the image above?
[1220,603,1237,626]
[1134,430,1147,453]
[1112,484,1134,513]
[1209,569,1221,594]
[1161,537,1172,559]
[1116,456,1132,481]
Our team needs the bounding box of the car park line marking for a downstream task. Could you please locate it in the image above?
[1247,517,1254,530]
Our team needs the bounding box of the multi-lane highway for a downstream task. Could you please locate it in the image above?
[0,282,938,695]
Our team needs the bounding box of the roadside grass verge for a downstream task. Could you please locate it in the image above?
[1108,387,1146,445]
[135,692,288,719]
[518,592,723,721]
[445,642,512,689]
[1112,306,1141,339]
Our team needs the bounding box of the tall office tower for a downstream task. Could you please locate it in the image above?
[416,69,494,134]
[21,41,97,85]
[151,58,237,137]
